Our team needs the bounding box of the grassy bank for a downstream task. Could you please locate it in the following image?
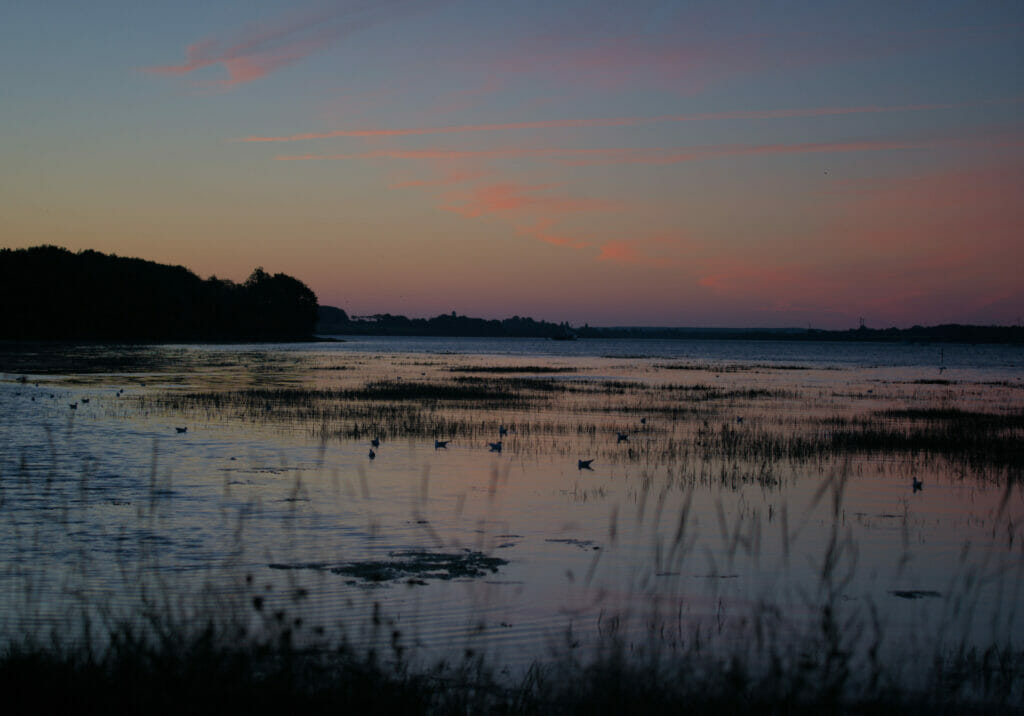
[3,618,1021,714]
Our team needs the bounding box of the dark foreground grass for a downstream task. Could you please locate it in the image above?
[3,621,1021,715]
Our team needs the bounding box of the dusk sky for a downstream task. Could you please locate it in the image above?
[3,1,1022,328]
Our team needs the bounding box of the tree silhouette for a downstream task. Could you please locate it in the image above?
[0,246,319,340]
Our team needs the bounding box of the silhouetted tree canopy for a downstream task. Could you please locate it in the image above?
[0,246,318,340]
[317,307,578,338]
[317,306,1023,344]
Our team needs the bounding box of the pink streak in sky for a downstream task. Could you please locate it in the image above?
[147,0,437,87]
[518,220,589,249]
[239,102,953,141]
[442,183,620,218]
[595,241,671,266]
[273,139,932,164]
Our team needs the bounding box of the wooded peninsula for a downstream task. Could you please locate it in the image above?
[0,246,317,340]
[2,247,1020,343]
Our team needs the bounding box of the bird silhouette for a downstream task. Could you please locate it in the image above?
[371,438,380,448]
[499,425,508,437]
[640,417,646,425]
[175,427,188,434]
[435,440,449,449]
[736,416,743,424]
[69,403,77,409]
[578,459,594,470]
[912,476,923,492]
[616,432,629,443]
[488,441,502,453]
[81,398,90,404]
[369,449,376,460]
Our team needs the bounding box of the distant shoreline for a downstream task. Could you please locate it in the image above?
[315,325,1024,345]
[317,307,1023,345]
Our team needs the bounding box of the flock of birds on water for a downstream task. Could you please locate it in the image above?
[13,382,924,491]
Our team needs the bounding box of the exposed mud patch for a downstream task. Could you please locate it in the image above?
[269,550,508,584]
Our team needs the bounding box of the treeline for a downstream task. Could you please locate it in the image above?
[575,324,1024,343]
[796,324,1024,344]
[0,246,318,340]
[320,306,1023,344]
[318,307,576,338]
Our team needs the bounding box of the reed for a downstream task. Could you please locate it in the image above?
[4,345,1023,711]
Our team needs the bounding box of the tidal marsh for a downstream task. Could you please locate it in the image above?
[2,339,1023,710]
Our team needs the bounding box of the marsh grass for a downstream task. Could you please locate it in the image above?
[6,348,1024,711]
[2,468,1022,714]
[5,620,1021,713]
[449,365,578,373]
[657,362,821,372]
[131,372,1024,472]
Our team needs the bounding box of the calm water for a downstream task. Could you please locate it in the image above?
[1,337,1022,676]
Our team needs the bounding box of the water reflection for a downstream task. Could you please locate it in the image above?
[0,340,1022,677]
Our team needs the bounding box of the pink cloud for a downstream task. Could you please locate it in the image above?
[561,139,931,166]
[433,182,621,253]
[238,102,952,142]
[693,159,1024,324]
[274,148,579,161]
[593,233,692,267]
[388,166,488,189]
[442,182,620,218]
[271,137,952,166]
[488,19,1024,99]
[147,0,442,87]
[596,241,672,267]
[518,220,589,249]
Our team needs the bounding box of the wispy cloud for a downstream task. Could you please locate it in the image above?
[695,158,1024,323]
[442,182,620,218]
[239,102,953,141]
[388,166,488,189]
[147,0,436,87]
[596,240,672,267]
[432,182,621,252]
[488,19,1024,99]
[517,220,589,249]
[560,139,931,166]
[273,138,932,165]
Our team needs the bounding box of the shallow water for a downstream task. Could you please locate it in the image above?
[1,338,1023,676]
